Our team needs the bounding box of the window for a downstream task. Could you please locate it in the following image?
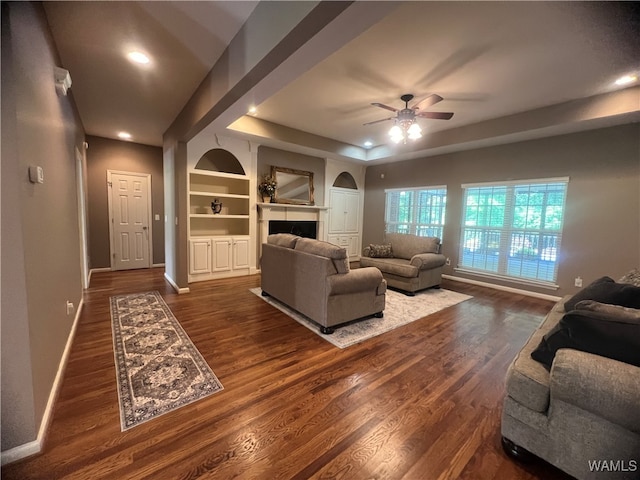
[458,178,568,286]
[385,186,447,239]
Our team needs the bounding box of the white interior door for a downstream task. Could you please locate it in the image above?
[108,171,152,270]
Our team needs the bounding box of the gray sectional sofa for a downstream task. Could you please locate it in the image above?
[359,233,446,295]
[260,234,386,334]
[502,272,640,479]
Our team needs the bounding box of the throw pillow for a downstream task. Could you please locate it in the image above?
[564,276,640,311]
[530,309,640,370]
[619,268,640,287]
[368,243,393,258]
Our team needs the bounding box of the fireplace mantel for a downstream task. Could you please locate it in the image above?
[257,203,329,212]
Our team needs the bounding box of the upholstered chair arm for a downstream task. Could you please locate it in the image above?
[550,349,640,432]
[326,267,384,295]
[410,253,446,270]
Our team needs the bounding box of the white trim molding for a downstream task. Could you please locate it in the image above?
[443,274,561,302]
[164,272,190,294]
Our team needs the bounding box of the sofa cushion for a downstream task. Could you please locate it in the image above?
[576,300,640,322]
[530,308,640,370]
[385,233,440,259]
[368,243,393,258]
[564,276,640,311]
[267,233,300,248]
[295,238,350,273]
[359,257,419,278]
[506,298,567,413]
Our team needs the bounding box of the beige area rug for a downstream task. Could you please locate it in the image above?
[110,291,223,431]
[250,287,472,348]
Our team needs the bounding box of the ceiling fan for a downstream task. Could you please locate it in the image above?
[364,93,454,143]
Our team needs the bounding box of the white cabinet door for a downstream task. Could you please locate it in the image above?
[189,238,211,275]
[233,237,250,269]
[329,189,346,233]
[347,235,360,258]
[329,189,360,233]
[344,192,360,233]
[212,237,232,272]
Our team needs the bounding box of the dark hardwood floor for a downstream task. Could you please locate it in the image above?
[2,268,574,480]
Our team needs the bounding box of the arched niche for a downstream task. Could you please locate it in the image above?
[195,148,245,175]
[332,171,358,190]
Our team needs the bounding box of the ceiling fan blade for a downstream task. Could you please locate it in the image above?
[371,102,398,113]
[412,94,444,111]
[363,117,394,126]
[417,111,454,120]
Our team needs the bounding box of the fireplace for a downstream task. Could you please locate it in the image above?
[269,220,317,239]
[257,204,329,259]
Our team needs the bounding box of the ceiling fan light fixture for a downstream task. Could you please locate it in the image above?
[389,124,404,143]
[407,122,422,139]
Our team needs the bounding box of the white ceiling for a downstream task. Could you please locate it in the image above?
[44,1,639,162]
[44,1,259,147]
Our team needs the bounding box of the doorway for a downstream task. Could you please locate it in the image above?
[107,170,152,270]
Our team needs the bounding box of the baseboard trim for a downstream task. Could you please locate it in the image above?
[164,272,190,294]
[88,267,111,285]
[152,263,165,268]
[1,440,41,466]
[1,297,84,466]
[443,274,561,302]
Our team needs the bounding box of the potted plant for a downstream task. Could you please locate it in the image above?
[258,174,277,203]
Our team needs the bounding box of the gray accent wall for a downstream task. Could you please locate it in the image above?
[363,124,640,298]
[1,2,85,451]
[86,136,164,268]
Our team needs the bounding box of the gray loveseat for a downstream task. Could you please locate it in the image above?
[502,272,640,479]
[261,234,386,334]
[359,233,446,295]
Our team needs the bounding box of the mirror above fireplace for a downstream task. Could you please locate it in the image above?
[271,166,314,205]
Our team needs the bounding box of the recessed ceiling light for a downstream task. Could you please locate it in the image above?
[248,106,257,115]
[615,74,637,86]
[364,141,373,148]
[117,131,132,140]
[127,51,150,65]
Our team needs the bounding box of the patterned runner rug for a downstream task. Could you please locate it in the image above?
[110,291,223,431]
[250,287,472,348]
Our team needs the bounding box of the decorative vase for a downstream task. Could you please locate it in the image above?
[262,195,271,203]
[211,199,222,214]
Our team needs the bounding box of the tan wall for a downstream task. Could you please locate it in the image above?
[1,2,85,451]
[363,124,640,297]
[86,136,164,268]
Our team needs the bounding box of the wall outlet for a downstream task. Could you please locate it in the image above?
[66,301,74,316]
[574,277,583,288]
[445,257,451,266]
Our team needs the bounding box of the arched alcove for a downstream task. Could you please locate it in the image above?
[195,148,245,175]
[332,171,358,189]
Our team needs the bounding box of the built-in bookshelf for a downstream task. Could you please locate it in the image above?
[188,169,251,281]
[188,170,250,237]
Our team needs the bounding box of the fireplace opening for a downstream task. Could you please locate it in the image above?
[269,220,317,239]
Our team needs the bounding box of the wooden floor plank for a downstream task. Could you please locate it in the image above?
[2,268,573,480]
